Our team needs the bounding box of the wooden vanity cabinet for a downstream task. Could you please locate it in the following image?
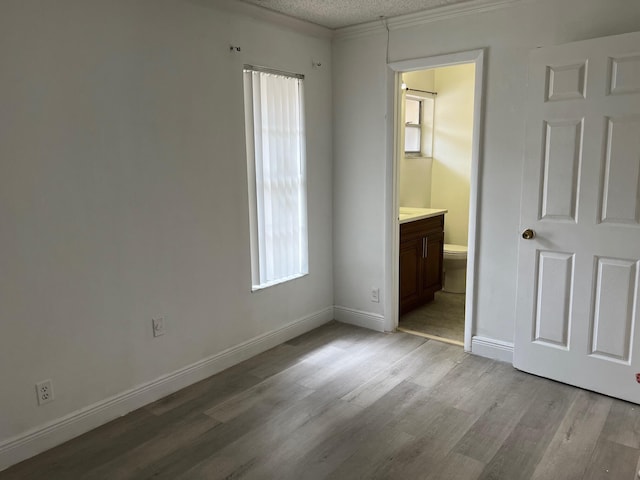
[399,215,444,315]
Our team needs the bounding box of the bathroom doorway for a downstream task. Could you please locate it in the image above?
[387,50,485,351]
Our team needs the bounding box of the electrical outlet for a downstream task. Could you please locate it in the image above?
[36,379,54,406]
[371,287,380,303]
[152,317,165,337]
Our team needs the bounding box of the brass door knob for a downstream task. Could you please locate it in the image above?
[522,229,535,240]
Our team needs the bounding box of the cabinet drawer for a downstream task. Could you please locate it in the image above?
[400,215,444,241]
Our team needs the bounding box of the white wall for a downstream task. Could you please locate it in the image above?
[333,0,640,339]
[0,0,333,460]
[432,63,475,246]
[333,33,388,318]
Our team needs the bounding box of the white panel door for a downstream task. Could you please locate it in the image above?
[514,31,640,403]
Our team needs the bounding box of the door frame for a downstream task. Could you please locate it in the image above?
[385,49,485,351]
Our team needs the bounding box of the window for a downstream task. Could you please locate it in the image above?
[404,95,435,157]
[243,66,308,290]
[405,98,422,153]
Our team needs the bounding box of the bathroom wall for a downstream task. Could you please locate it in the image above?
[399,65,475,247]
[404,70,435,92]
[431,64,475,246]
[398,70,435,208]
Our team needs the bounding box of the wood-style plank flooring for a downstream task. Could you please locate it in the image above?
[2,321,639,479]
[399,291,465,343]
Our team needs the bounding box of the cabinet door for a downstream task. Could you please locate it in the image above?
[421,231,444,298]
[399,239,421,313]
[399,215,445,315]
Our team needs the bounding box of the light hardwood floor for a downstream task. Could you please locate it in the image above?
[2,321,639,479]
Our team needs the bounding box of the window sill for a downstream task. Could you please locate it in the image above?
[251,272,309,292]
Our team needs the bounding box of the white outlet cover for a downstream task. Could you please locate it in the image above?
[152,317,165,337]
[371,288,380,302]
[36,379,54,406]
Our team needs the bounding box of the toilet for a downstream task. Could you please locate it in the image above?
[443,244,468,294]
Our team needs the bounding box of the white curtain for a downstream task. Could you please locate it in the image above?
[244,69,308,288]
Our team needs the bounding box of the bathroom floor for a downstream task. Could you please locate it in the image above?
[398,291,465,344]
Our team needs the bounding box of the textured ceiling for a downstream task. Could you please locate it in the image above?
[239,0,477,29]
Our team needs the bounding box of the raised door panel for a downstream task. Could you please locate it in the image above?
[609,55,640,95]
[546,62,587,101]
[590,257,639,363]
[533,251,574,348]
[600,116,640,225]
[540,120,583,222]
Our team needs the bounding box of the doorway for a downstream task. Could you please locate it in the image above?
[386,50,485,352]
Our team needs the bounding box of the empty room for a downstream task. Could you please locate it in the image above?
[1,0,640,478]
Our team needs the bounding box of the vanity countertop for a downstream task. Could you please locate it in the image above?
[399,207,448,224]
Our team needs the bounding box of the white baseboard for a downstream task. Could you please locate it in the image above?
[333,305,386,332]
[471,335,514,363]
[0,306,334,472]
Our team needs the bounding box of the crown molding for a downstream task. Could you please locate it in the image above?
[389,0,523,30]
[334,0,525,40]
[333,21,385,40]
[215,0,333,39]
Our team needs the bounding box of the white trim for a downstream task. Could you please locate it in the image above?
[0,307,334,472]
[466,50,485,352]
[387,49,486,352]
[334,306,386,332]
[471,336,514,363]
[334,0,524,39]
[384,69,402,334]
[389,49,484,73]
